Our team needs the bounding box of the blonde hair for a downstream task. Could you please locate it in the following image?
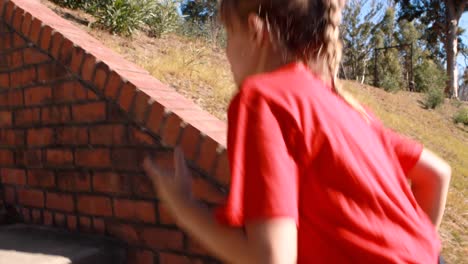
[220,0,369,119]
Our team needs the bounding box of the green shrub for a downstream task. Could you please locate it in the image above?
[414,58,447,93]
[50,0,84,9]
[423,87,445,109]
[92,0,152,36]
[454,107,468,125]
[144,0,181,38]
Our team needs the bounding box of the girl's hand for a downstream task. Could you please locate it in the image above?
[143,147,193,209]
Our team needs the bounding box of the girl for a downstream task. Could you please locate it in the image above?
[143,0,451,263]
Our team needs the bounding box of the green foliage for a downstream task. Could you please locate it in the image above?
[178,19,226,47]
[50,0,84,9]
[92,0,152,36]
[453,107,468,125]
[414,58,446,93]
[181,0,217,23]
[341,0,382,82]
[145,0,181,38]
[423,87,445,109]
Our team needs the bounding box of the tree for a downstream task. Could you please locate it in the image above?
[395,0,468,98]
[180,0,217,23]
[341,0,382,83]
[373,7,404,91]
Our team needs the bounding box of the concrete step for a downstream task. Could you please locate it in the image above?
[0,224,126,264]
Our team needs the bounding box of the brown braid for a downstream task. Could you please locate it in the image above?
[219,0,369,120]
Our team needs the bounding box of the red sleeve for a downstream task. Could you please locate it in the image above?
[382,127,424,174]
[215,90,299,227]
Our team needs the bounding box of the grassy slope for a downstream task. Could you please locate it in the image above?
[43,1,468,262]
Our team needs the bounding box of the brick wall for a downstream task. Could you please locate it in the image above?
[0,0,230,263]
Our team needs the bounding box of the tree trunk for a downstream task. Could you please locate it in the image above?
[445,1,466,98]
[446,2,458,98]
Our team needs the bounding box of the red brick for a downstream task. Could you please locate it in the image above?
[75,148,111,168]
[70,47,85,74]
[89,125,126,145]
[31,209,42,224]
[0,129,24,146]
[11,8,24,31]
[107,222,139,244]
[24,85,52,105]
[23,48,49,65]
[0,73,9,88]
[22,208,31,223]
[41,105,71,124]
[46,149,73,166]
[54,212,66,227]
[4,186,16,204]
[3,2,14,24]
[67,215,77,230]
[197,137,219,173]
[28,169,55,188]
[159,253,190,264]
[146,102,165,134]
[93,218,106,234]
[55,126,88,145]
[54,81,87,102]
[108,103,126,122]
[57,171,90,192]
[27,128,54,146]
[72,102,106,123]
[17,189,44,207]
[15,149,42,167]
[77,195,112,216]
[46,192,74,212]
[93,62,109,90]
[132,92,150,123]
[118,83,136,111]
[17,67,37,87]
[0,90,23,107]
[81,54,97,82]
[93,172,131,195]
[140,227,183,251]
[188,237,211,255]
[161,113,183,147]
[0,111,12,127]
[129,128,156,145]
[58,38,73,65]
[111,148,142,171]
[131,175,156,199]
[29,18,42,43]
[0,149,13,165]
[180,125,201,161]
[104,71,123,99]
[214,150,230,186]
[49,31,63,58]
[9,50,23,68]
[127,249,153,264]
[158,203,175,225]
[39,25,53,50]
[37,63,67,81]
[114,199,156,223]
[1,168,26,185]
[44,210,53,226]
[192,176,225,204]
[21,12,32,35]
[79,216,92,232]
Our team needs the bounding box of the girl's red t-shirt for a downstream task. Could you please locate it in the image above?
[215,62,440,263]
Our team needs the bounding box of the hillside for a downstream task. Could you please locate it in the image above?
[42,1,468,262]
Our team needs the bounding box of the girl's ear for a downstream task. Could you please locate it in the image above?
[247,13,267,47]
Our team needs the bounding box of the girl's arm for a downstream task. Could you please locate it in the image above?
[172,199,297,264]
[407,148,451,230]
[143,149,297,264]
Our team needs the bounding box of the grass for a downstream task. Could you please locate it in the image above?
[42,1,468,262]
